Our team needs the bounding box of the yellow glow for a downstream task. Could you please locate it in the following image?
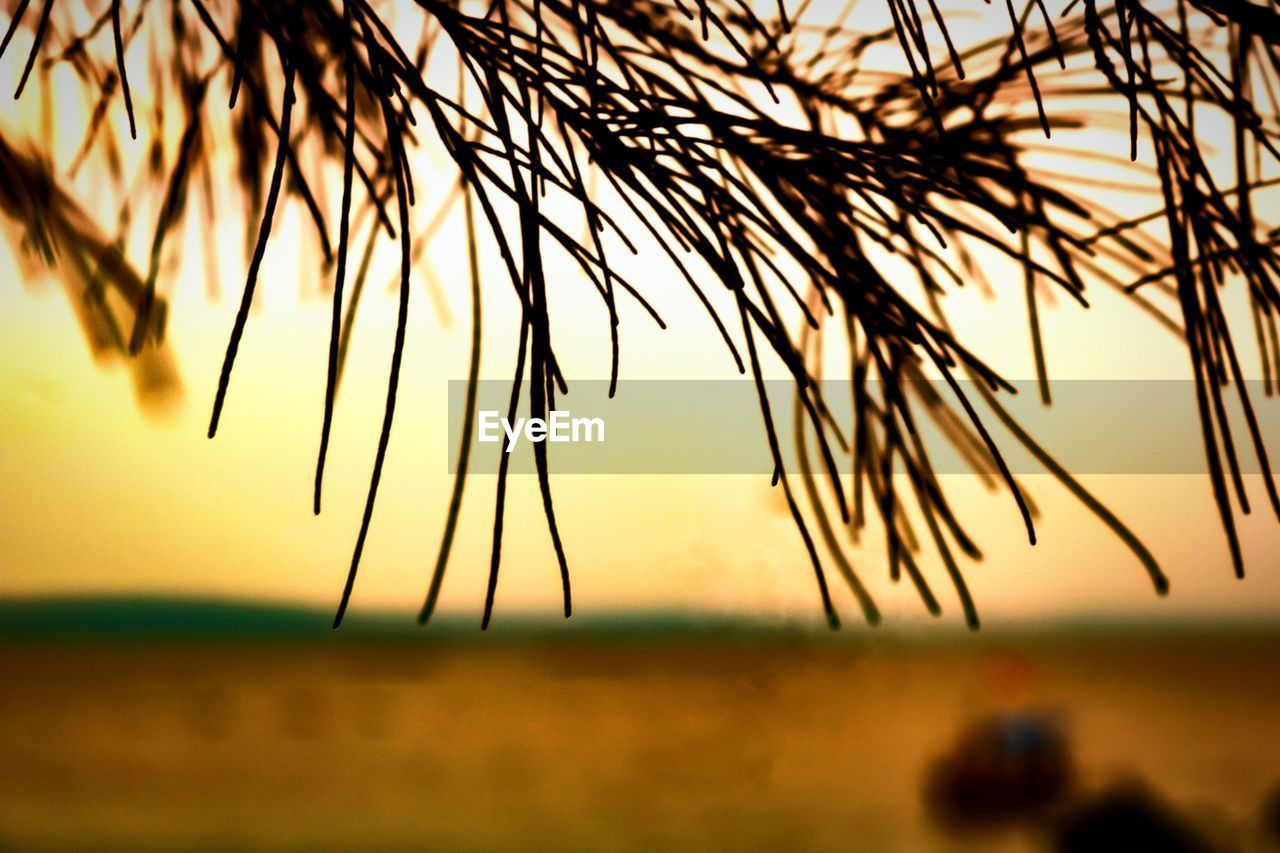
[2,1,1280,627]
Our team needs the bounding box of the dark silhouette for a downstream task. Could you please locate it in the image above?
[2,0,1278,628]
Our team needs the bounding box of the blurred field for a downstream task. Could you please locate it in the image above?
[2,605,1280,851]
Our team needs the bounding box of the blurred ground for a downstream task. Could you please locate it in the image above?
[2,609,1279,851]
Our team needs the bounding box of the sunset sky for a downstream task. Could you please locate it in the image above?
[2,0,1279,628]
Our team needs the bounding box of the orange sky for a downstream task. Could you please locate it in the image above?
[2,0,1279,627]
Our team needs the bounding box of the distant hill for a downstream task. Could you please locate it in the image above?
[2,595,1277,643]
[0,596,353,639]
[0,595,770,641]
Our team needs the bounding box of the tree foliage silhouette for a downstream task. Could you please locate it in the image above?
[2,0,1278,627]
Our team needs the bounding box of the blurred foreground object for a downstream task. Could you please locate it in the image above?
[1262,783,1280,850]
[925,711,1074,826]
[1051,784,1219,853]
[926,711,1249,850]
